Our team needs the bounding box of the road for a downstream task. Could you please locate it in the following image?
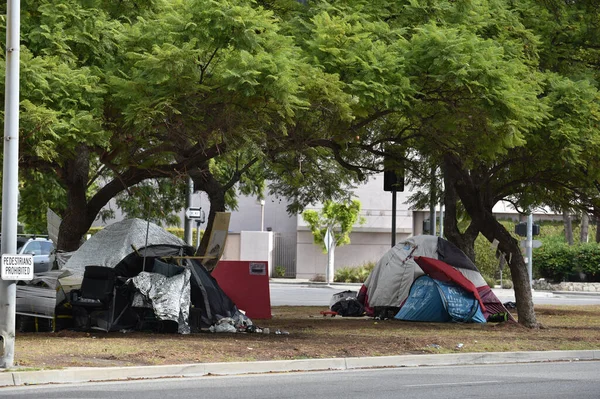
[269,283,600,307]
[2,361,598,398]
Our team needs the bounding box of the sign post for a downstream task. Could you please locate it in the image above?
[324,227,335,285]
[1,0,21,369]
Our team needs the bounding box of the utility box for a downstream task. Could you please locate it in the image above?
[515,222,540,237]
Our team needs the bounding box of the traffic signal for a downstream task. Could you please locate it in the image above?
[383,156,404,192]
[515,222,540,237]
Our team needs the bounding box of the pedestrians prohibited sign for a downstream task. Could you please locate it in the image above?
[1,254,34,280]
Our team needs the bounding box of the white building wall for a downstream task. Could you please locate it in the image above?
[295,230,412,280]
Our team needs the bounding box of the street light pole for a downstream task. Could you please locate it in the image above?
[0,0,21,369]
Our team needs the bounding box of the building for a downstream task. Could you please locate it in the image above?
[219,173,423,279]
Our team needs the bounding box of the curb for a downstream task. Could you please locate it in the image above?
[552,291,600,297]
[2,350,599,387]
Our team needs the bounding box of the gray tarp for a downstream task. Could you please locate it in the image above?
[63,218,186,276]
[364,235,438,308]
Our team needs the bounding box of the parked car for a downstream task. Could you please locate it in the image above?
[13,236,55,273]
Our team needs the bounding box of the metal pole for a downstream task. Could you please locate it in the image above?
[0,0,21,369]
[183,177,194,245]
[439,202,444,238]
[391,189,396,247]
[439,173,444,238]
[195,220,201,250]
[429,167,436,236]
[527,214,533,286]
[260,200,265,231]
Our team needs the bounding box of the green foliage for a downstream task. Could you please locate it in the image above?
[274,265,286,278]
[302,199,365,252]
[474,234,501,281]
[334,261,375,283]
[114,178,186,227]
[534,242,600,283]
[483,275,496,288]
[501,280,514,289]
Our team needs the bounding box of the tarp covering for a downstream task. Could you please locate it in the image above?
[364,235,436,308]
[64,218,187,276]
[129,269,191,334]
[395,276,486,323]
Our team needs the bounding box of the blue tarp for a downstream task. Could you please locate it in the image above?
[395,276,486,323]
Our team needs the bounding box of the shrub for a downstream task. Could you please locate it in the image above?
[534,243,600,282]
[334,261,376,283]
[501,279,513,289]
[474,235,501,282]
[274,266,286,278]
[483,275,496,288]
[334,267,356,283]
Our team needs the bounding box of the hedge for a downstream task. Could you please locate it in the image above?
[534,243,600,282]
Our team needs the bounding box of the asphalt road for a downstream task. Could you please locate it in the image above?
[2,361,598,398]
[269,283,600,307]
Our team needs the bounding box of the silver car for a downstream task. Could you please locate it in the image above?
[15,236,55,273]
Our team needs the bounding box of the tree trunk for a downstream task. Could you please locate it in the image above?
[57,147,95,252]
[442,169,479,262]
[444,155,537,327]
[597,216,600,244]
[580,212,589,243]
[191,169,226,271]
[563,211,574,245]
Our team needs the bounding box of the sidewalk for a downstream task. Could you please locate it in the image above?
[2,350,599,387]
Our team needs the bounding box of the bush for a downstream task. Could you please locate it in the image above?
[334,261,376,283]
[474,235,501,282]
[534,243,600,282]
[483,275,496,288]
[274,266,286,278]
[334,267,356,283]
[501,279,513,289]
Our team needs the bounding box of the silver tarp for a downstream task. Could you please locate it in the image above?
[63,218,187,276]
[129,269,191,334]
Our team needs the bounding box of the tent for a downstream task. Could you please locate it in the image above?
[395,275,486,323]
[358,235,513,322]
[63,218,248,333]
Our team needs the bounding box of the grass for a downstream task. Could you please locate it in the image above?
[11,305,600,369]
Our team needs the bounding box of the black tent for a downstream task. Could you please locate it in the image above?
[64,219,247,333]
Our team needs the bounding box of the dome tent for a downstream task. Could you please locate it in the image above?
[358,235,513,322]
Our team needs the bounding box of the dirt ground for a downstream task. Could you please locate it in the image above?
[12,305,600,369]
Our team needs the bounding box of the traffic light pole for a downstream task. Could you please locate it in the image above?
[391,189,396,247]
[527,214,533,286]
[0,0,21,369]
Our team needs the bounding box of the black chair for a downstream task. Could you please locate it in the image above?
[71,266,118,331]
[72,266,116,307]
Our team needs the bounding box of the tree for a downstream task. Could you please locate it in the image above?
[302,199,365,282]
[1,0,325,252]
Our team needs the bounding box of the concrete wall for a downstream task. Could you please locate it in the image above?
[239,231,274,276]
